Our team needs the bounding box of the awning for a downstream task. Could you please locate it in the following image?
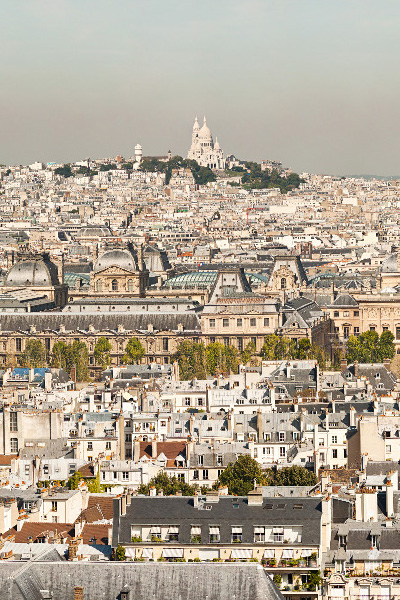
[142,548,153,559]
[162,548,184,558]
[264,549,275,559]
[150,527,161,533]
[232,527,242,533]
[209,527,220,534]
[191,527,202,535]
[273,527,284,533]
[199,549,220,561]
[125,547,136,558]
[302,549,312,558]
[254,527,265,533]
[231,549,252,559]
[168,526,179,534]
[282,549,294,559]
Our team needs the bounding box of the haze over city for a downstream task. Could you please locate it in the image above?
[2,0,400,174]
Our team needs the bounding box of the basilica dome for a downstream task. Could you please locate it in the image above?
[76,226,112,239]
[199,119,213,141]
[5,255,60,287]
[94,249,138,273]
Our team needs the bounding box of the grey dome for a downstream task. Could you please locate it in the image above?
[94,249,137,272]
[77,226,111,239]
[5,258,60,287]
[381,253,399,273]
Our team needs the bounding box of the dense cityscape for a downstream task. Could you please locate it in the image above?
[0,114,400,599]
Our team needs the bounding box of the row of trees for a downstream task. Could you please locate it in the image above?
[345,330,395,364]
[260,335,330,369]
[17,336,146,381]
[137,455,317,497]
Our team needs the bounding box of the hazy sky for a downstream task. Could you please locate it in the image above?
[1,0,400,174]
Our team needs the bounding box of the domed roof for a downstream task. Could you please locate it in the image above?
[94,249,138,273]
[199,117,213,141]
[76,226,112,239]
[5,255,60,287]
[381,253,400,273]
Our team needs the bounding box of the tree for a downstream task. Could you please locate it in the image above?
[214,455,265,496]
[71,340,89,382]
[296,338,312,359]
[241,341,257,365]
[123,337,145,364]
[264,465,317,486]
[137,472,198,496]
[51,341,73,371]
[172,341,207,380]
[67,470,82,490]
[20,339,47,368]
[206,342,239,376]
[55,164,73,178]
[94,337,112,368]
[346,330,395,364]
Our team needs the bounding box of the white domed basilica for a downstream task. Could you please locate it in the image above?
[187,116,225,169]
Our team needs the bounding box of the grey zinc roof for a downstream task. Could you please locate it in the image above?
[114,496,322,547]
[0,312,201,333]
[0,562,284,600]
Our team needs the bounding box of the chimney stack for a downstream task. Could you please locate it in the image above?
[340,358,347,373]
[74,587,84,600]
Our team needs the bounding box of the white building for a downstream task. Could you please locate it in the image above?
[187,116,225,169]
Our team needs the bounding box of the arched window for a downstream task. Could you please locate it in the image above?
[127,279,134,292]
[112,279,118,292]
[280,278,287,290]
[96,279,103,292]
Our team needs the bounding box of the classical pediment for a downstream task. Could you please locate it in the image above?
[94,266,137,276]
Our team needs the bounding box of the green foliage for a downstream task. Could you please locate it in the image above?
[71,340,90,381]
[273,574,282,587]
[172,341,239,380]
[264,465,317,486]
[241,163,303,193]
[67,470,82,490]
[20,339,47,368]
[99,163,117,171]
[306,571,322,591]
[123,337,145,364]
[86,469,100,493]
[55,164,73,178]
[51,341,73,371]
[346,330,395,364]
[241,341,257,365]
[94,336,112,368]
[214,455,265,496]
[260,335,329,368]
[137,471,198,496]
[115,545,126,561]
[140,155,216,186]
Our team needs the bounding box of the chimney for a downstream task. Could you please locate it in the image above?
[384,358,391,370]
[354,360,359,378]
[133,440,141,463]
[151,438,158,459]
[355,489,378,522]
[40,592,53,600]
[321,495,332,553]
[126,490,132,506]
[121,494,127,516]
[149,486,157,497]
[193,493,199,507]
[256,410,263,441]
[74,587,84,600]
[386,481,394,517]
[247,488,263,506]
[119,414,125,460]
[340,358,347,373]
[349,406,357,428]
[68,538,80,561]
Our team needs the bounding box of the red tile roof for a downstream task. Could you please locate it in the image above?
[139,441,186,468]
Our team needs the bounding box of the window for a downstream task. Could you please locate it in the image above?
[51,501,57,512]
[25,464,30,475]
[223,337,229,347]
[16,338,22,352]
[278,432,285,442]
[280,447,285,457]
[163,338,169,351]
[210,319,215,328]
[396,327,400,340]
[198,455,204,466]
[52,516,58,523]
[231,527,242,543]
[10,412,17,432]
[354,327,359,335]
[223,318,229,327]
[333,311,339,318]
[281,278,287,290]
[254,527,265,543]
[250,318,256,327]
[87,442,93,451]
[370,325,376,331]
[333,449,338,458]
[10,438,18,453]
[251,337,256,346]
[354,311,359,317]
[127,279,134,292]
[106,441,111,450]
[202,469,209,480]
[185,398,191,406]
[198,398,203,406]
[111,279,118,292]
[209,526,220,543]
[43,465,49,475]
[273,530,284,543]
[122,472,129,481]
[193,470,199,480]
[238,338,243,352]
[237,318,243,327]
[332,435,337,444]
[343,311,349,317]
[264,318,269,327]
[386,445,392,453]
[216,454,223,466]
[96,280,103,292]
